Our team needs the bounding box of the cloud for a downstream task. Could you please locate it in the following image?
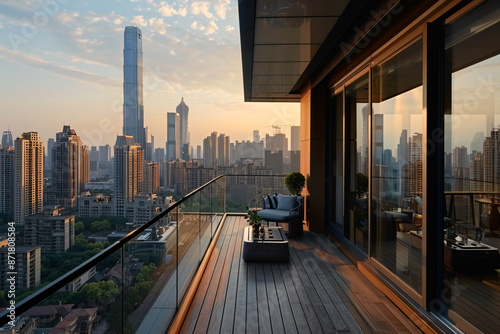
[215,0,230,19]
[158,3,187,17]
[169,50,176,56]
[225,25,234,32]
[75,27,84,36]
[131,15,148,27]
[191,2,213,19]
[191,20,218,35]
[56,10,79,24]
[0,45,120,88]
[149,17,167,35]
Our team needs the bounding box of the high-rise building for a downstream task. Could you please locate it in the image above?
[52,126,89,208]
[290,126,300,151]
[25,207,75,253]
[176,97,190,160]
[1,130,13,147]
[253,130,260,143]
[98,145,111,162]
[166,112,180,161]
[114,135,143,217]
[46,138,55,169]
[265,133,288,153]
[123,26,146,150]
[409,133,423,196]
[217,134,230,167]
[0,245,41,290]
[483,129,500,192]
[145,126,154,162]
[453,146,469,168]
[210,132,218,168]
[0,146,14,215]
[144,162,160,195]
[154,147,165,163]
[196,145,201,160]
[14,132,43,225]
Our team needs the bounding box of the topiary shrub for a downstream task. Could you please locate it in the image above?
[285,171,305,196]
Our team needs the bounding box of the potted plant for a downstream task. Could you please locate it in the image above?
[246,206,262,233]
[285,171,305,196]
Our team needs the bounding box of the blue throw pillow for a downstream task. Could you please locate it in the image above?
[276,195,297,211]
[271,195,278,208]
[264,196,271,209]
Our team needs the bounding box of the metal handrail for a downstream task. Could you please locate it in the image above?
[0,175,225,327]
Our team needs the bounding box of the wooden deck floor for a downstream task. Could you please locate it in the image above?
[179,215,422,334]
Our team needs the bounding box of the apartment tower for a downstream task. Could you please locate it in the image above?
[114,135,143,217]
[52,125,89,207]
[14,132,43,225]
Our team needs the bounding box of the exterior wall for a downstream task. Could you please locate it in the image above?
[300,81,326,232]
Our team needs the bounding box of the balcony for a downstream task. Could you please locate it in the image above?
[0,175,425,333]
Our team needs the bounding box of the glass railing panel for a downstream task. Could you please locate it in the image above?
[124,210,177,333]
[200,182,212,258]
[177,193,201,306]
[212,176,225,233]
[0,248,123,334]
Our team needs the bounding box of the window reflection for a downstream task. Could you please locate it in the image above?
[443,1,500,332]
[371,40,423,293]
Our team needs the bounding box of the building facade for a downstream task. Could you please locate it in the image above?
[0,245,41,290]
[176,97,190,161]
[239,1,500,332]
[0,146,14,215]
[123,26,146,150]
[1,130,13,147]
[114,135,143,217]
[166,112,180,161]
[14,132,43,225]
[52,125,89,208]
[25,208,75,253]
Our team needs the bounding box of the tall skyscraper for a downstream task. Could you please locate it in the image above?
[166,112,180,161]
[14,132,43,225]
[123,26,146,150]
[1,130,13,147]
[0,146,14,215]
[176,97,190,160]
[52,126,89,208]
[114,135,143,217]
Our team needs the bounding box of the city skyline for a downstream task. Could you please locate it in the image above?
[0,0,300,150]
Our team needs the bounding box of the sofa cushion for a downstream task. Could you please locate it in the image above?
[276,195,297,211]
[257,209,291,222]
[264,195,271,209]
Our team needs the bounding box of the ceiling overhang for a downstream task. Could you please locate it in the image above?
[238,0,351,102]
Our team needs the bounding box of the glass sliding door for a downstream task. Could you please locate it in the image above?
[327,92,344,232]
[371,40,423,293]
[442,1,500,331]
[345,73,369,253]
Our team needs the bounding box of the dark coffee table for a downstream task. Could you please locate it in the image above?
[242,226,289,262]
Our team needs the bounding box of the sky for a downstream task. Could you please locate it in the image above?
[0,0,300,150]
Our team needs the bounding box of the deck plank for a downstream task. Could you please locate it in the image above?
[220,217,245,333]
